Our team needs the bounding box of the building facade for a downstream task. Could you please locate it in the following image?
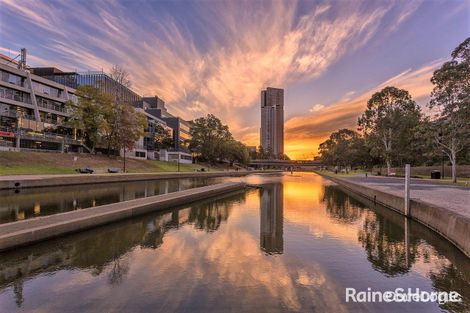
[32,68,142,105]
[143,96,193,163]
[260,87,284,158]
[1,51,193,163]
[0,59,83,153]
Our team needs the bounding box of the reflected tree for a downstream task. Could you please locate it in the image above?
[189,202,232,232]
[188,192,244,232]
[358,211,419,276]
[430,263,470,313]
[108,257,129,286]
[321,185,364,224]
[13,270,24,308]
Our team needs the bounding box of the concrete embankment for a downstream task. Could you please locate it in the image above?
[0,182,246,251]
[0,170,278,190]
[320,174,470,259]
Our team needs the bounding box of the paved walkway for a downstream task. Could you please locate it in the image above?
[344,175,470,219]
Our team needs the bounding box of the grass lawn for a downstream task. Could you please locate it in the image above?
[0,151,215,176]
[127,160,209,173]
[314,169,367,177]
[0,164,75,175]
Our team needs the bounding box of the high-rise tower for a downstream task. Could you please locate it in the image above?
[260,87,284,158]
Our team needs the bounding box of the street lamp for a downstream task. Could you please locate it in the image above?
[438,130,444,179]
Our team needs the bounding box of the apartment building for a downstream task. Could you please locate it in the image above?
[0,55,83,153]
[260,87,284,159]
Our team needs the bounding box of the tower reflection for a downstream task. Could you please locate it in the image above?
[259,183,284,254]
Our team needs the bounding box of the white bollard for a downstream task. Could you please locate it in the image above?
[404,164,410,216]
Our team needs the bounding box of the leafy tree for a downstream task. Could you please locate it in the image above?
[114,105,147,171]
[154,124,173,149]
[318,129,369,170]
[358,86,422,175]
[428,37,470,182]
[224,140,250,165]
[189,114,233,164]
[68,85,112,152]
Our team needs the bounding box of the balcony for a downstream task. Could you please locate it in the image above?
[0,89,32,104]
[36,101,71,114]
[0,110,19,119]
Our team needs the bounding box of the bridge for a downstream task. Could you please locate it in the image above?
[247,159,322,169]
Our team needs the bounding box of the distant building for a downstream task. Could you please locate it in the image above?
[2,49,192,163]
[143,96,193,158]
[32,67,141,105]
[247,146,257,153]
[0,56,83,153]
[260,87,284,158]
[260,183,284,254]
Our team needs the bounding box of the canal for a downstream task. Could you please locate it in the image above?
[0,172,468,312]
[0,177,223,224]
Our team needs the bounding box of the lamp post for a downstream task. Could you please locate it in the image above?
[123,147,127,173]
[438,129,444,179]
[177,153,180,172]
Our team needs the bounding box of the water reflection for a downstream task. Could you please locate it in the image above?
[322,184,364,224]
[260,183,284,254]
[0,178,219,223]
[321,184,470,312]
[0,173,469,313]
[0,191,245,308]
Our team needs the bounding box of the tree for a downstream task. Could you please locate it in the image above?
[154,124,173,149]
[189,114,233,164]
[109,65,132,88]
[428,37,470,183]
[68,85,112,152]
[358,86,422,175]
[113,105,147,171]
[224,140,250,165]
[318,129,369,170]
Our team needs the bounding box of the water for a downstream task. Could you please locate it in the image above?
[0,172,468,312]
[0,177,221,224]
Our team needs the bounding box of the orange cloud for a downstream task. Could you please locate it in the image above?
[2,0,423,149]
[283,59,444,159]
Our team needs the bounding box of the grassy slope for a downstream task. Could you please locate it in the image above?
[0,151,214,175]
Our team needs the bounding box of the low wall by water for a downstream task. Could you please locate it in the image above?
[373,165,470,178]
[0,182,246,251]
[321,174,470,259]
[0,170,279,190]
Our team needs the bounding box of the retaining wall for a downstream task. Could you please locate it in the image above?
[0,170,278,190]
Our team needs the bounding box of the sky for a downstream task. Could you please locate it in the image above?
[0,0,469,159]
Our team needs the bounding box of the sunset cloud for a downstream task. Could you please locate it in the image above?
[1,1,424,137]
[284,59,444,159]
[1,0,463,159]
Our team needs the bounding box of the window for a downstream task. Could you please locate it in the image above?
[0,86,31,103]
[32,81,61,98]
[1,70,23,86]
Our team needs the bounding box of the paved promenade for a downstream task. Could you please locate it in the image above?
[345,175,470,219]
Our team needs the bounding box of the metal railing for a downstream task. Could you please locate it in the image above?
[0,90,32,104]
